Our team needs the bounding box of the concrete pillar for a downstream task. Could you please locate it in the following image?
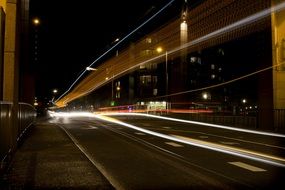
[3,0,18,103]
[0,7,5,100]
[2,0,19,150]
[272,0,285,130]
[0,1,7,11]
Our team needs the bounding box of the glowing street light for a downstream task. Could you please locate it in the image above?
[202,92,210,100]
[33,18,40,26]
[114,38,120,43]
[53,89,58,94]
[86,67,97,71]
[156,47,163,53]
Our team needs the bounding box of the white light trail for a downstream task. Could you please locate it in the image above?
[49,111,285,167]
[94,114,285,167]
[101,112,285,138]
[57,1,285,105]
[55,0,175,104]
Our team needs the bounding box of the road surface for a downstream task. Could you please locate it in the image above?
[49,112,285,189]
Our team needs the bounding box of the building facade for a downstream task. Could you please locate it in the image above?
[64,0,285,131]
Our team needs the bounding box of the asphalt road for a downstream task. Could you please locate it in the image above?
[49,113,285,190]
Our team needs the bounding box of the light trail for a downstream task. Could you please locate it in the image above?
[55,0,175,104]
[55,1,285,106]
[49,111,285,167]
[101,112,285,138]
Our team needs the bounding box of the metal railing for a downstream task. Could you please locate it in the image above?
[0,102,36,172]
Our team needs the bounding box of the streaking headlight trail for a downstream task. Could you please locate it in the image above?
[49,111,285,167]
[101,112,285,138]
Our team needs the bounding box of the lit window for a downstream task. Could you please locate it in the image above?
[146,38,152,44]
[140,75,152,86]
[116,92,120,99]
[153,89,158,96]
[190,57,197,63]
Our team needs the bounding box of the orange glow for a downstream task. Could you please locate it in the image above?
[33,18,40,25]
[54,2,281,107]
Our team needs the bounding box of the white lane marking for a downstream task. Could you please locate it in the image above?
[165,142,184,147]
[135,132,146,135]
[229,162,266,172]
[220,141,239,145]
[199,136,208,139]
[163,127,171,129]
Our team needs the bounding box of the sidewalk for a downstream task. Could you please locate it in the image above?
[0,118,114,190]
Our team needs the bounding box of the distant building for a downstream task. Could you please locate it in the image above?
[65,0,285,131]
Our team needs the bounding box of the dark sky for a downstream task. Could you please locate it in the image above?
[29,0,183,99]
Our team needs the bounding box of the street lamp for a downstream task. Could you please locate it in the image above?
[33,18,40,26]
[51,89,58,103]
[156,46,168,111]
[156,47,163,53]
[53,89,58,94]
[86,67,97,71]
[202,92,211,100]
[202,93,208,100]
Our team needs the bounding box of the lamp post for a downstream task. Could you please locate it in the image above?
[156,47,168,111]
[51,89,58,103]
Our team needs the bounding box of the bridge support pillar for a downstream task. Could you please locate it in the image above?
[1,0,19,150]
[271,0,285,131]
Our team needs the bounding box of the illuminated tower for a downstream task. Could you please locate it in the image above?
[180,0,188,47]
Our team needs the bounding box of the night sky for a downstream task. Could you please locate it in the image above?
[29,0,182,100]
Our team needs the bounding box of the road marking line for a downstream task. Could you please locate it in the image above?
[220,141,239,145]
[165,142,184,147]
[135,132,146,135]
[199,135,208,139]
[89,125,98,129]
[163,127,171,129]
[229,162,266,172]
